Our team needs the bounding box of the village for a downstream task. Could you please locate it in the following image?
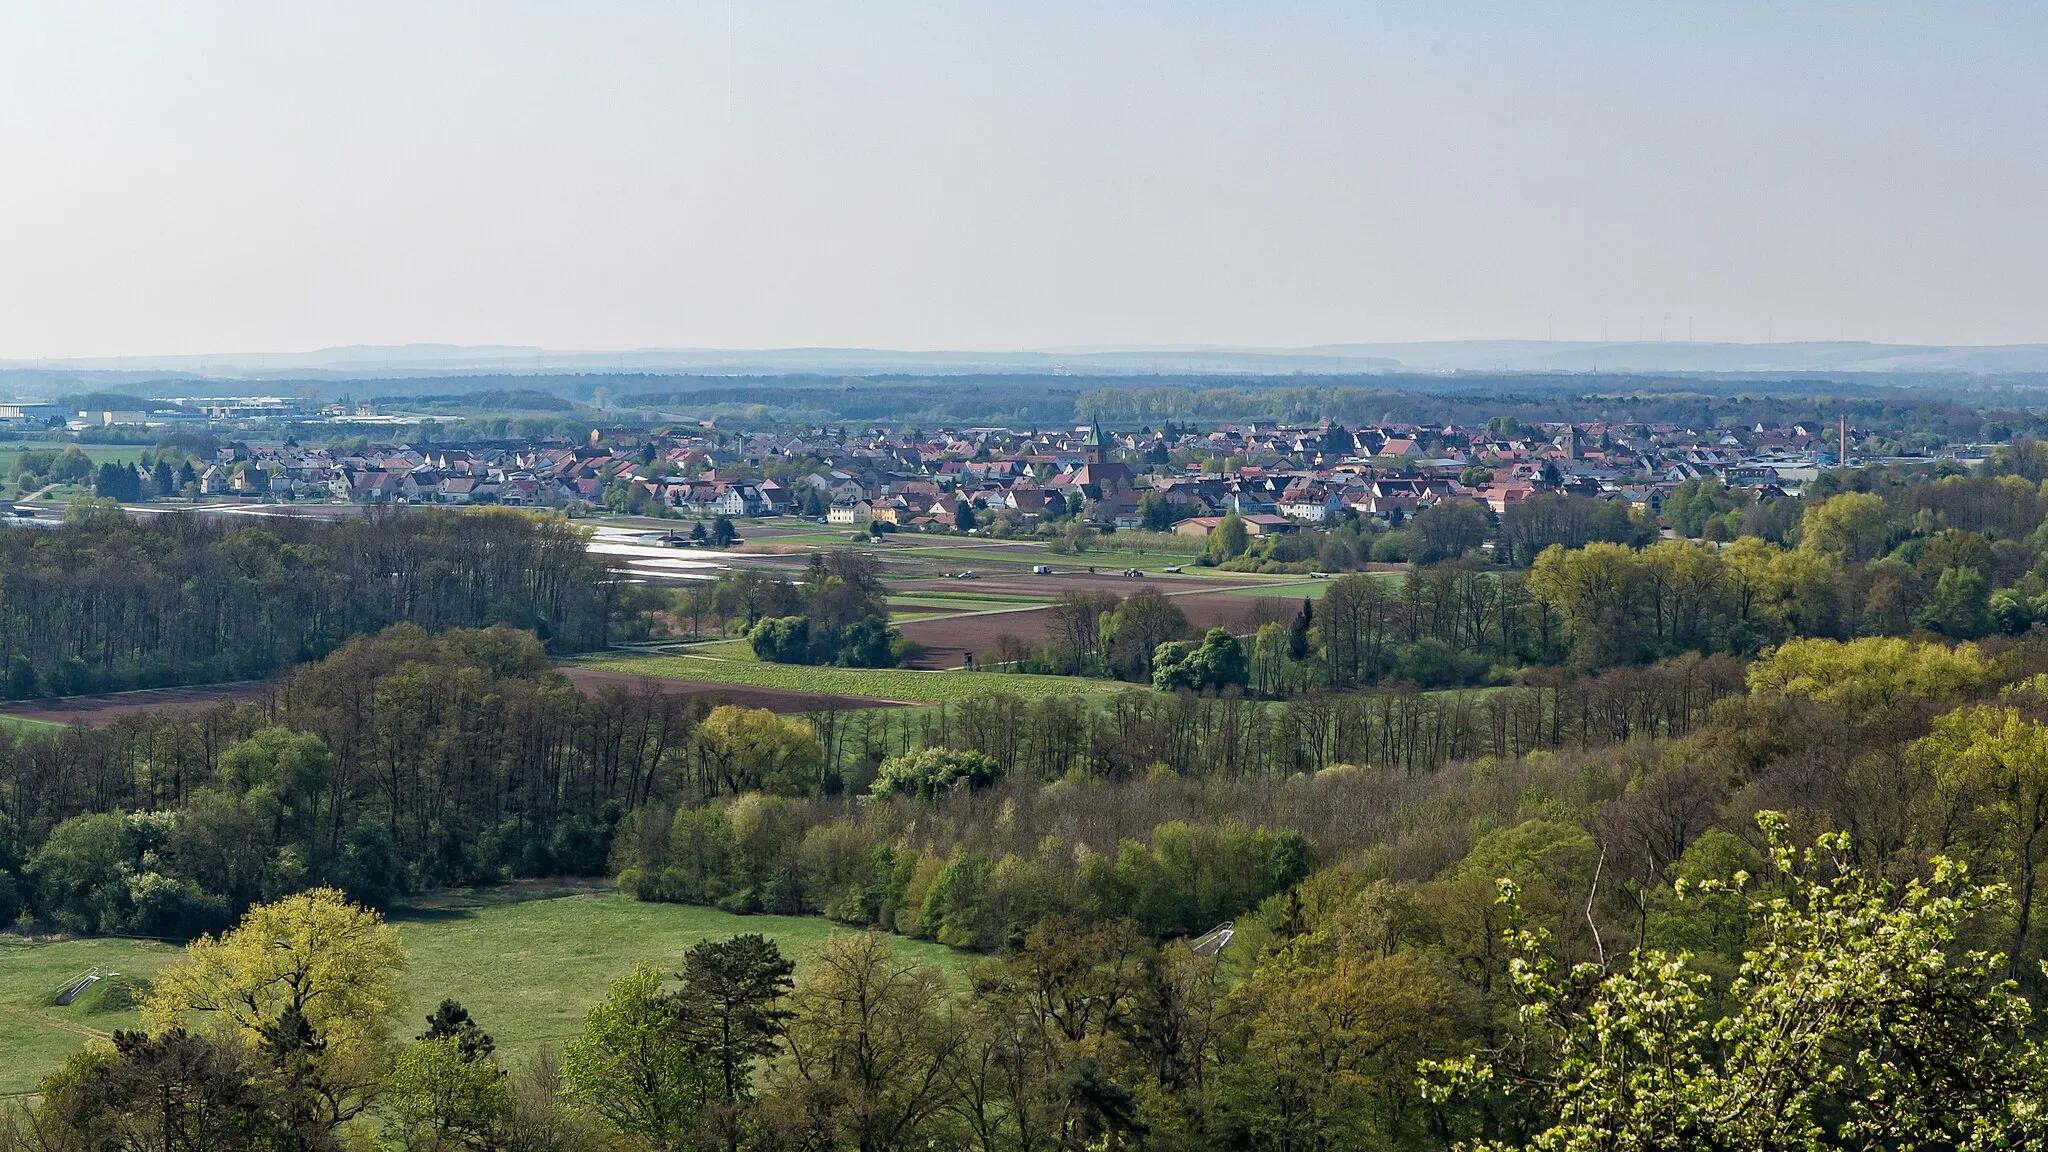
[144,414,1883,536]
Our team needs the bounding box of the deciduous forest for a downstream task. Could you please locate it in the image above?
[0,509,635,696]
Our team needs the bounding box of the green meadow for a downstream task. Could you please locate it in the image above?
[582,650,1123,703]
[0,890,966,1096]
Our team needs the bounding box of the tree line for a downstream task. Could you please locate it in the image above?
[0,611,1745,949]
[0,508,637,698]
[0,626,703,937]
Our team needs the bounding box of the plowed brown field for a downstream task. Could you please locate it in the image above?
[0,682,274,724]
[896,586,1308,669]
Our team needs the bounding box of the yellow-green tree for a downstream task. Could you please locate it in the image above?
[1213,949,1453,1149]
[1203,512,1250,563]
[1913,681,2048,970]
[1425,818,1599,1000]
[142,887,409,1130]
[1423,815,2048,1148]
[768,932,958,1151]
[1747,636,1992,709]
[1527,541,1644,666]
[1639,539,1727,652]
[379,1034,511,1152]
[559,962,714,1150]
[1798,491,1889,561]
[692,705,826,796]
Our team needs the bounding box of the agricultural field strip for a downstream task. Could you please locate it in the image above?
[889,599,1043,614]
[583,651,1124,703]
[892,589,1051,602]
[890,577,1322,622]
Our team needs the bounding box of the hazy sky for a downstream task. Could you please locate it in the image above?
[2,2,2044,357]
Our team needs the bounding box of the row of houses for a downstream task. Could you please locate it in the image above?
[160,413,1840,532]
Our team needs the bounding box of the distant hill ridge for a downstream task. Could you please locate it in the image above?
[8,339,2048,381]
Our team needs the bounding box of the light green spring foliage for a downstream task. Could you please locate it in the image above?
[1798,491,1890,561]
[140,886,408,1098]
[869,746,1001,801]
[379,1035,511,1152]
[558,963,714,1149]
[1422,812,2048,1150]
[768,931,955,1152]
[1910,677,2048,966]
[1203,512,1250,563]
[692,705,827,796]
[1745,635,1994,707]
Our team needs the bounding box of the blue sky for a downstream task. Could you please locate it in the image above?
[2,2,2043,356]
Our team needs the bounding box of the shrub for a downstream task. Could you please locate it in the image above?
[871,748,1002,801]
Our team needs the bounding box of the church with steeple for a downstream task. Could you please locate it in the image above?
[1071,420,1134,491]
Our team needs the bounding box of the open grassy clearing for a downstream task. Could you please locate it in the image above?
[1222,580,1331,599]
[584,651,1124,703]
[0,890,967,1096]
[0,935,184,1093]
[0,714,64,732]
[1158,567,1305,582]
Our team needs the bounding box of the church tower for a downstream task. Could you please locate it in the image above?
[1083,421,1107,466]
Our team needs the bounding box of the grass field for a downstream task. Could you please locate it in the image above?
[0,442,147,469]
[1223,580,1332,599]
[0,715,63,732]
[0,890,967,1096]
[584,651,1120,703]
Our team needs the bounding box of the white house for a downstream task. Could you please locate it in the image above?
[827,499,874,525]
